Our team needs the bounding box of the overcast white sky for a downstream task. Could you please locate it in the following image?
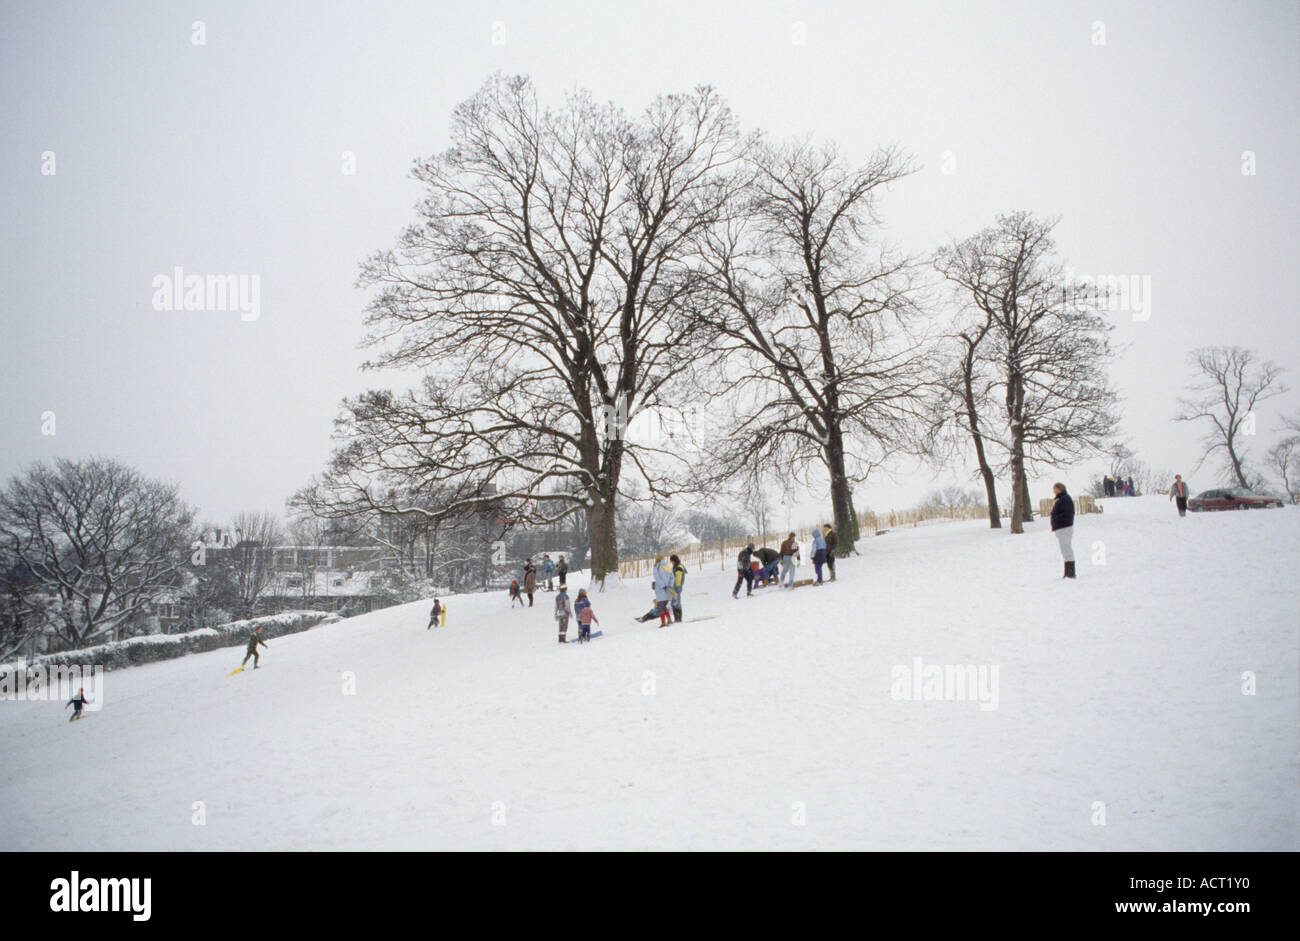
[2,0,1297,528]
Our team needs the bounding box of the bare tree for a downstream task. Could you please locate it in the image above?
[1266,435,1300,503]
[927,317,1003,526]
[229,511,283,618]
[1175,346,1288,488]
[936,212,1119,533]
[694,139,930,555]
[325,74,743,583]
[0,458,194,649]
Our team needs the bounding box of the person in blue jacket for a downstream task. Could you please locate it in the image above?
[1050,482,1076,578]
[811,525,828,584]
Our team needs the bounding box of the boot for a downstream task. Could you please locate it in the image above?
[1065,561,1076,579]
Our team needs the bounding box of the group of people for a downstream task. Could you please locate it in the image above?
[732,525,838,598]
[508,553,570,607]
[1102,475,1136,497]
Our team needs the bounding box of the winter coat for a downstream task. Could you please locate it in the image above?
[824,530,837,555]
[1050,491,1075,531]
[524,568,537,593]
[554,593,572,620]
[1170,480,1188,499]
[577,605,597,626]
[736,547,753,572]
[653,562,674,602]
[543,559,556,577]
[755,547,779,566]
[509,581,521,598]
[246,632,266,654]
[811,528,826,552]
[557,559,568,575]
[672,563,687,592]
[780,536,799,559]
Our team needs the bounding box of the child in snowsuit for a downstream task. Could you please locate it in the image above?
[241,626,268,669]
[427,598,442,629]
[509,580,524,607]
[555,588,573,643]
[65,687,91,722]
[574,589,598,642]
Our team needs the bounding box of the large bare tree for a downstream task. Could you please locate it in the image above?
[322,74,743,582]
[229,511,283,618]
[936,212,1118,533]
[0,458,193,649]
[1175,346,1288,488]
[693,139,930,554]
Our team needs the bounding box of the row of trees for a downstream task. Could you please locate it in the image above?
[297,74,1124,579]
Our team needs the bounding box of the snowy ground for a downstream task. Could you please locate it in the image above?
[2,496,1296,850]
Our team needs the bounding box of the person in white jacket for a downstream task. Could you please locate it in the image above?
[635,557,676,626]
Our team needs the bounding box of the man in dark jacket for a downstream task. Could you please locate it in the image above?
[557,555,568,589]
[1050,482,1076,578]
[241,625,268,669]
[733,543,756,598]
[822,524,837,581]
[753,546,780,586]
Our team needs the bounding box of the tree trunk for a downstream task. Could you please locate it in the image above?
[586,494,620,585]
[1019,475,1034,523]
[963,366,1001,528]
[825,429,860,554]
[1008,372,1027,535]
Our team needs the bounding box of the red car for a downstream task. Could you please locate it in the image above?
[1187,487,1285,511]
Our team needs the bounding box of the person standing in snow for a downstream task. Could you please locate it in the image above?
[557,555,568,590]
[1051,482,1076,579]
[779,532,800,589]
[554,587,573,643]
[542,554,556,591]
[1170,474,1190,517]
[523,559,537,607]
[669,554,686,622]
[241,625,268,669]
[65,686,91,722]
[575,589,599,643]
[427,598,442,630]
[811,525,828,585]
[635,557,675,625]
[509,579,525,607]
[822,524,838,582]
[733,543,756,598]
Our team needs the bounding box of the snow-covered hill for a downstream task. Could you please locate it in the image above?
[2,496,1295,850]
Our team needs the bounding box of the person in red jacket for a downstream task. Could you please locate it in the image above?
[1169,474,1190,517]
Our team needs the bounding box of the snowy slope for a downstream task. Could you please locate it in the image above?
[2,496,1296,850]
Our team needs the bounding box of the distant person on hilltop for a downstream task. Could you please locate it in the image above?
[1051,482,1076,579]
[557,555,568,590]
[65,686,91,722]
[240,625,268,670]
[1126,476,1135,497]
[427,598,442,630]
[542,554,556,591]
[1170,474,1190,517]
